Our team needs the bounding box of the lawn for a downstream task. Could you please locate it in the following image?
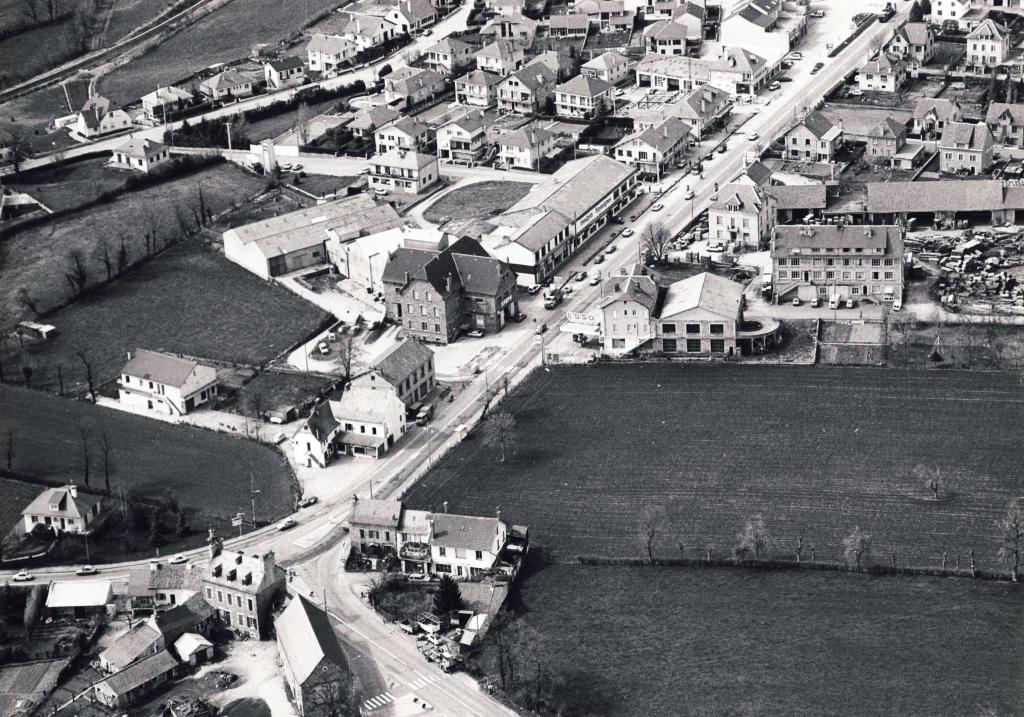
[422,181,533,223]
[0,18,80,86]
[0,79,89,151]
[495,564,1024,717]
[227,370,338,416]
[0,383,297,526]
[5,155,128,213]
[1,238,330,394]
[405,365,1024,573]
[97,0,348,104]
[0,477,51,540]
[0,160,267,324]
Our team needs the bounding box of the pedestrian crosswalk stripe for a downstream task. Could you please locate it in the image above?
[363,693,394,710]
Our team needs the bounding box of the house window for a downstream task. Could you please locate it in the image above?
[611,338,625,348]
[661,323,676,334]
[248,599,253,611]
[206,587,212,599]
[663,338,678,352]
[475,550,483,560]
[217,591,223,603]
[710,339,726,353]
[686,339,701,352]
[439,546,446,556]
[685,323,700,334]
[709,324,724,335]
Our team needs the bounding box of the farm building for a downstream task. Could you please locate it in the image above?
[93,649,179,708]
[173,633,214,666]
[45,581,113,618]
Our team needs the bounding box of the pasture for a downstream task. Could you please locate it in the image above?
[502,564,1023,716]
[1,238,329,393]
[406,364,1024,572]
[423,181,533,224]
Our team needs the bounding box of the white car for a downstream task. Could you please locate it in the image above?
[169,553,188,564]
[76,565,98,576]
[621,228,634,237]
[849,88,863,96]
[283,163,293,171]
[278,519,297,531]
[374,187,388,196]
[651,203,664,212]
[12,571,33,582]
[747,132,759,141]
[684,189,695,200]
[892,299,902,311]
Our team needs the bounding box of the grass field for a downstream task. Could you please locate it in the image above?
[423,181,532,223]
[227,370,337,415]
[406,365,1024,572]
[98,0,347,104]
[2,238,329,393]
[6,155,128,212]
[0,383,296,521]
[0,18,80,85]
[0,161,266,324]
[501,564,1023,717]
[0,80,89,151]
[0,477,51,540]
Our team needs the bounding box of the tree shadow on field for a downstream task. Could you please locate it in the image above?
[503,545,551,616]
[558,668,621,717]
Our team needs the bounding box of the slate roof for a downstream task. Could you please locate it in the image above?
[582,51,628,72]
[939,121,991,150]
[626,117,691,153]
[382,238,512,296]
[967,18,1007,41]
[349,105,401,132]
[549,13,589,30]
[115,137,166,160]
[122,349,201,387]
[743,160,772,186]
[488,208,573,252]
[100,649,178,697]
[307,33,358,56]
[503,63,556,91]
[794,110,840,141]
[268,56,304,72]
[598,272,658,310]
[773,224,902,251]
[765,183,827,210]
[452,253,511,295]
[455,70,502,89]
[868,117,907,140]
[100,623,162,671]
[151,594,213,640]
[350,498,402,527]
[986,102,1024,125]
[304,400,340,442]
[499,125,554,149]
[430,513,502,551]
[556,74,613,98]
[859,53,904,76]
[658,272,744,320]
[914,97,959,121]
[22,486,101,519]
[374,338,432,385]
[710,183,765,212]
[276,596,348,686]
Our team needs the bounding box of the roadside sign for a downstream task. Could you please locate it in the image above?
[231,513,245,527]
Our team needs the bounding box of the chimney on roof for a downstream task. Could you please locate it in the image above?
[496,506,501,522]
[445,273,453,292]
[443,500,449,513]
[126,350,133,361]
[68,484,78,498]
[404,270,410,284]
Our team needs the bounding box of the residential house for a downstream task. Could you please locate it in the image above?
[497,63,557,114]
[913,97,961,137]
[296,385,407,461]
[771,224,906,304]
[555,74,613,118]
[341,14,396,50]
[867,117,913,165]
[857,54,907,93]
[203,546,285,639]
[482,155,639,283]
[966,18,1009,68]
[581,51,630,85]
[631,82,732,136]
[148,563,203,607]
[118,349,219,416]
[480,14,538,44]
[654,272,745,356]
[718,0,796,69]
[477,40,524,75]
[349,498,403,557]
[497,125,557,169]
[306,34,358,75]
[784,111,843,162]
[75,95,132,138]
[348,105,401,139]
[644,20,698,56]
[381,237,519,343]
[223,194,402,279]
[140,86,193,121]
[574,0,633,30]
[375,116,431,153]
[383,67,446,107]
[369,149,440,194]
[93,650,179,709]
[20,485,101,536]
[424,37,474,74]
[429,512,515,579]
[199,70,255,100]
[529,50,575,81]
[387,0,438,33]
[277,597,350,717]
[887,22,934,66]
[633,48,772,98]
[986,102,1024,146]
[437,110,491,164]
[493,0,526,15]
[110,137,169,173]
[454,70,503,108]
[351,337,435,407]
[599,266,658,354]
[613,117,691,178]
[939,120,994,174]
[548,13,590,37]
[641,0,681,21]
[150,594,216,644]
[707,181,775,248]
[929,0,970,27]
[99,622,164,674]
[264,57,306,89]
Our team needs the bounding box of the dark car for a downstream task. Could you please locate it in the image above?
[811,62,824,74]
[778,75,793,82]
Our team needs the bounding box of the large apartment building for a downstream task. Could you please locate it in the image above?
[202,545,285,639]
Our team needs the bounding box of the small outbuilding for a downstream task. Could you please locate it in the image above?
[45,580,113,618]
[173,632,214,666]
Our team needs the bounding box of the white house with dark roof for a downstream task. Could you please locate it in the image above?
[348,105,401,138]
[784,110,843,162]
[386,0,437,33]
[581,51,630,85]
[341,14,396,50]
[481,13,537,43]
[476,39,524,75]
[424,36,474,74]
[199,69,255,100]
[98,622,164,674]
[352,337,435,406]
[644,19,699,56]
[277,596,350,717]
[21,485,101,536]
[300,386,407,460]
[939,121,994,175]
[966,18,1009,68]
[929,0,970,27]
[306,34,358,74]
[857,54,907,93]
[986,102,1024,147]
[140,86,193,121]
[548,13,589,37]
[117,349,219,416]
[599,265,658,354]
[613,117,691,178]
[93,649,179,709]
[75,96,132,138]
[913,97,961,137]
[374,115,431,153]
[203,547,285,639]
[707,181,775,248]
[437,110,490,163]
[497,124,557,170]
[455,69,503,107]
[887,22,933,66]
[497,63,557,114]
[555,74,614,117]
[264,56,306,89]
[383,66,446,107]
[369,149,440,194]
[529,50,574,81]
[110,137,169,173]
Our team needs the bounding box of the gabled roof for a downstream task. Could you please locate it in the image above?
[914,97,959,121]
[897,22,931,47]
[486,207,573,252]
[148,563,203,592]
[455,69,503,88]
[555,74,613,98]
[710,182,765,212]
[426,36,473,55]
[582,51,628,72]
[374,338,432,385]
[276,596,348,686]
[173,633,212,660]
[859,53,904,76]
[598,272,658,310]
[430,513,502,551]
[657,272,743,320]
[626,117,691,153]
[478,39,521,62]
[304,400,340,443]
[395,0,436,22]
[307,33,358,55]
[442,108,488,133]
[773,224,902,251]
[268,56,304,72]
[99,623,163,670]
[115,137,166,160]
[150,594,213,639]
[122,349,202,387]
[204,69,252,90]
[967,18,1007,41]
[549,13,589,30]
[46,581,112,608]
[499,125,554,149]
[452,252,512,295]
[865,180,1003,213]
[503,63,556,91]
[765,183,827,210]
[382,238,512,296]
[349,105,401,131]
[100,650,178,697]
[334,385,405,424]
[384,66,445,95]
[985,102,1024,125]
[379,115,429,138]
[939,121,992,151]
[350,498,402,527]
[512,155,636,221]
[21,486,101,519]
[743,160,772,186]
[373,149,436,169]
[868,116,907,140]
[793,110,839,140]
[141,86,193,105]
[644,19,693,41]
[528,50,573,77]
[342,13,393,37]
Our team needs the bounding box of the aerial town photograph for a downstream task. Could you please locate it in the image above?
[0,0,1023,713]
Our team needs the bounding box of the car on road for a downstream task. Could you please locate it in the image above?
[845,298,856,309]
[170,553,188,564]
[283,163,293,171]
[792,297,801,306]
[465,329,484,338]
[606,244,617,253]
[651,203,664,211]
[747,132,759,141]
[293,164,303,171]
[811,62,825,74]
[788,52,802,61]
[76,565,98,576]
[684,188,695,200]
[589,275,601,286]
[594,253,605,264]
[716,144,727,154]
[621,228,634,237]
[300,496,319,508]
[779,75,793,82]
[525,284,542,295]
[615,88,626,97]
[768,81,781,91]
[535,323,548,334]
[576,271,587,281]
[278,519,297,531]
[811,297,820,308]
[810,9,825,17]
[374,187,388,196]
[12,571,33,582]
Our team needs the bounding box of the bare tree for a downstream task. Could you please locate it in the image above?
[5,429,12,472]
[997,497,1024,582]
[336,333,355,385]
[639,504,665,563]
[78,425,91,487]
[295,103,312,146]
[15,288,41,318]
[117,234,129,274]
[96,236,113,282]
[19,0,42,26]
[841,525,872,572]
[641,222,672,263]
[64,0,97,54]
[482,411,516,463]
[736,514,769,561]
[245,391,264,438]
[98,429,113,494]
[62,249,89,298]
[912,464,945,500]
[76,348,95,402]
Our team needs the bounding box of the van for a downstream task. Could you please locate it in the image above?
[828,294,840,309]
[416,404,434,426]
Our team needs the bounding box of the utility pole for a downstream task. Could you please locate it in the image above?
[225,121,234,152]
[249,473,260,528]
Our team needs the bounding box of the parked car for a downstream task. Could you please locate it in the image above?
[283,163,293,171]
[526,284,543,295]
[811,62,825,74]
[416,404,434,426]
[300,496,319,508]
[374,187,388,196]
[170,553,188,564]
[535,323,548,335]
[465,329,484,338]
[606,244,617,253]
[576,271,587,281]
[589,276,601,286]
[792,297,801,306]
[684,189,695,200]
[779,75,793,82]
[408,573,433,582]
[293,164,303,171]
[512,311,527,322]
[716,144,727,154]
[594,253,605,264]
[845,298,856,309]
[651,203,664,212]
[811,9,825,17]
[788,52,802,60]
[317,342,329,355]
[747,132,759,141]
[811,297,820,308]
[768,81,781,91]
[707,242,725,252]
[12,571,32,582]
[278,519,297,531]
[849,88,863,96]
[396,618,418,634]
[76,565,98,576]
[621,228,634,237]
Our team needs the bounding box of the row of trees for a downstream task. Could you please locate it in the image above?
[638,499,1024,580]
